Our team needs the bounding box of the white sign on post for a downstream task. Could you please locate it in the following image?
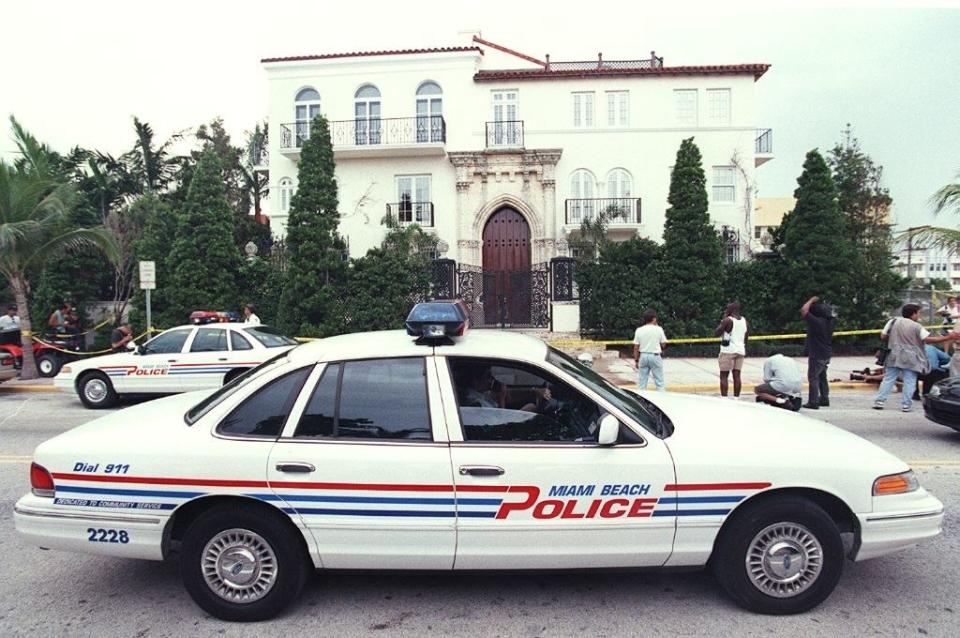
[139,261,156,290]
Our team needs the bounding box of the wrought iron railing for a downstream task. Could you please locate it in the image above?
[548,57,663,72]
[485,121,524,148]
[279,115,446,150]
[386,201,434,227]
[565,198,642,225]
[755,128,773,154]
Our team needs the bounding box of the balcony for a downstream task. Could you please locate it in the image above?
[279,116,446,159]
[386,201,434,228]
[486,121,524,150]
[564,198,642,227]
[755,128,774,166]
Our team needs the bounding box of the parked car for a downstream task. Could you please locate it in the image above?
[0,335,83,378]
[54,323,298,408]
[923,377,960,432]
[0,351,17,382]
[15,303,944,621]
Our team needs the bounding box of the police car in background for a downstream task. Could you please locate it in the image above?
[55,323,298,408]
[16,302,943,621]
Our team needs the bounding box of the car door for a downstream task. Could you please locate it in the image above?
[267,356,457,569]
[174,327,232,392]
[440,356,677,570]
[111,327,193,394]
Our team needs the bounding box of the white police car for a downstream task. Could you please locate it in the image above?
[15,303,944,621]
[55,323,298,408]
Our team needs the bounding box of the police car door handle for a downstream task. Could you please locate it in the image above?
[167,359,178,363]
[459,465,505,477]
[217,357,228,361]
[276,462,316,473]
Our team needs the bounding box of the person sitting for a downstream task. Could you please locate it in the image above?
[913,343,951,400]
[48,302,71,335]
[754,353,803,411]
[0,304,20,346]
[456,363,550,412]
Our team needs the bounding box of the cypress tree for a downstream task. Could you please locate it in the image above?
[779,149,854,323]
[165,150,241,324]
[659,137,725,336]
[277,115,348,337]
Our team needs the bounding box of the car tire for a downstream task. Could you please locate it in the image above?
[180,503,310,622]
[77,372,119,409]
[712,496,844,615]
[36,353,62,378]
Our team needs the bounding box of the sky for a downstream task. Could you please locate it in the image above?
[2,0,958,231]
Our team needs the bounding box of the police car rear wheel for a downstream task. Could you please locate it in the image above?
[78,372,118,409]
[180,504,310,622]
[712,497,843,615]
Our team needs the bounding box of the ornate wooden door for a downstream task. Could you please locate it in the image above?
[482,208,531,325]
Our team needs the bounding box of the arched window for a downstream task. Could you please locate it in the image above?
[278,178,294,214]
[605,168,633,223]
[416,82,443,143]
[569,170,597,223]
[294,88,321,147]
[354,84,381,145]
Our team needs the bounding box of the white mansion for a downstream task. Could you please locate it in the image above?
[260,34,773,326]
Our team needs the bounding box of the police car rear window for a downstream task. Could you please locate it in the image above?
[244,326,298,348]
[185,352,288,425]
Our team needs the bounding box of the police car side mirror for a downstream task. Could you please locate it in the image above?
[134,344,145,355]
[598,414,620,446]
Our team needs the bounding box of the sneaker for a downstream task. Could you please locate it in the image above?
[901,405,911,413]
[802,403,819,410]
[819,399,830,407]
[775,397,787,405]
[873,401,884,410]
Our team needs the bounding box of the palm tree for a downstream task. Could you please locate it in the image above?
[898,172,960,251]
[0,116,118,379]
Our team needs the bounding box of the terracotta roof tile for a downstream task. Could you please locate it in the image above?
[262,46,482,64]
[474,63,771,82]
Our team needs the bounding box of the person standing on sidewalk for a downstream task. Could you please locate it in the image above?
[716,302,748,398]
[801,296,835,410]
[633,308,667,392]
[873,304,959,412]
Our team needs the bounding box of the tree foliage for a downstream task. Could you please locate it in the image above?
[164,150,241,325]
[277,115,348,337]
[658,138,725,336]
[129,193,176,328]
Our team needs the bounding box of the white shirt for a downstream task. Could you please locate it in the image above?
[244,314,261,325]
[0,315,20,332]
[762,354,802,396]
[719,316,748,356]
[633,324,667,354]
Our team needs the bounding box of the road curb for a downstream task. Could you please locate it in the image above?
[0,384,59,394]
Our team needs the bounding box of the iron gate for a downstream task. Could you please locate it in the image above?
[423,261,549,328]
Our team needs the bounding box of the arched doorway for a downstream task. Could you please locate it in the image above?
[482,207,531,325]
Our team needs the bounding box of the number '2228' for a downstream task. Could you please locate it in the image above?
[87,528,129,544]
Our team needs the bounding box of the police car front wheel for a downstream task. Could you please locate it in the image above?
[712,496,844,614]
[180,503,310,622]
[78,372,118,409]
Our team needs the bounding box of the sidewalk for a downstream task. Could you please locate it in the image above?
[594,353,879,393]
[0,355,882,394]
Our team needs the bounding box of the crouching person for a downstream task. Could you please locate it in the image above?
[754,353,803,411]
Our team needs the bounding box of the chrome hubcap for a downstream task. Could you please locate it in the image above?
[202,528,277,603]
[39,359,53,374]
[746,522,823,598]
[84,379,107,402]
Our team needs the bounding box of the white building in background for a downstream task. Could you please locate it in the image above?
[893,242,960,290]
[260,33,773,326]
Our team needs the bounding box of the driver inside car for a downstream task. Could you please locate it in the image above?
[456,362,551,412]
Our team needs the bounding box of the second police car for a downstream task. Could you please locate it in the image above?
[15,303,944,621]
[55,323,298,408]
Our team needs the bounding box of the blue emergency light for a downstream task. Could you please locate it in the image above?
[405,301,468,342]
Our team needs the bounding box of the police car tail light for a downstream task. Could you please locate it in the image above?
[873,470,919,496]
[405,302,468,343]
[30,463,55,498]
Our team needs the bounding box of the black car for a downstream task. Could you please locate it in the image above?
[923,377,960,432]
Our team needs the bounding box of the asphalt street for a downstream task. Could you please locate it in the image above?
[0,391,957,638]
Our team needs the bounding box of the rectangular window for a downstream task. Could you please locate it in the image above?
[396,175,432,224]
[295,359,431,440]
[572,92,595,128]
[712,166,736,203]
[754,226,762,239]
[606,91,629,127]
[674,89,698,126]
[706,89,731,124]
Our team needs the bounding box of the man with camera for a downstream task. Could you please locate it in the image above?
[801,296,836,410]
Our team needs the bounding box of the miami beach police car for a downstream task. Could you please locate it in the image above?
[55,323,297,408]
[15,303,944,621]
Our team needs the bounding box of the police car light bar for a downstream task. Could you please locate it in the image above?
[405,301,468,343]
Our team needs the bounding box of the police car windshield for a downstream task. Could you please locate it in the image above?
[546,347,669,438]
[243,326,299,348]
[184,352,288,425]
